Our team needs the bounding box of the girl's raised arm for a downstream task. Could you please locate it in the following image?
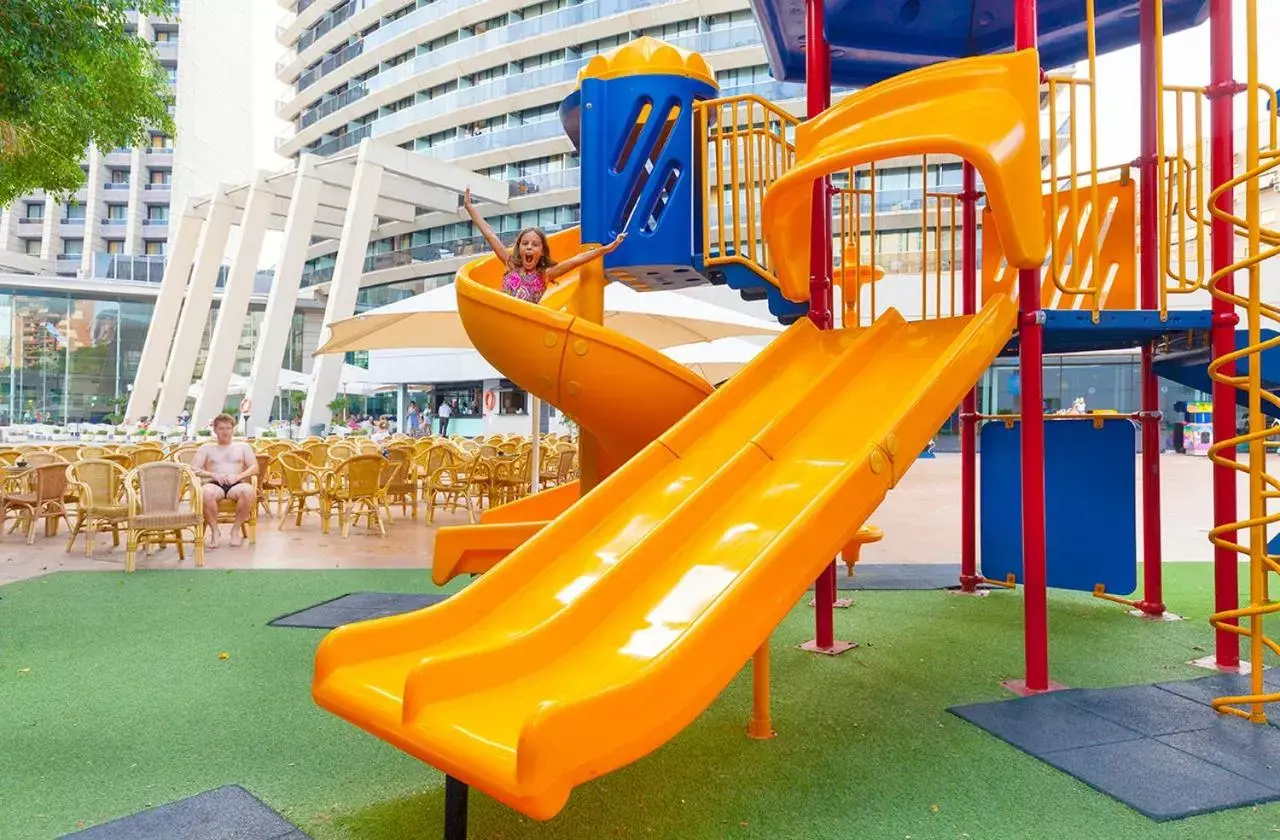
[462,187,510,265]
[545,232,627,281]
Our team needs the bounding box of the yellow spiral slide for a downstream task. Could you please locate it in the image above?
[313,50,1045,821]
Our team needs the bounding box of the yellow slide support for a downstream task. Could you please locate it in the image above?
[763,49,1048,302]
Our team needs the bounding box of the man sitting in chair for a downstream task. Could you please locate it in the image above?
[192,413,258,549]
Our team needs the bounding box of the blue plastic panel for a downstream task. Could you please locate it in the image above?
[750,0,1208,86]
[980,418,1137,594]
[578,75,717,271]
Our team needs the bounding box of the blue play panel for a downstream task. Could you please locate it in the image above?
[980,418,1137,594]
[950,672,1280,821]
[749,0,1208,87]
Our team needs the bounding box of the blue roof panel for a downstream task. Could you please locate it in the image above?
[750,0,1209,86]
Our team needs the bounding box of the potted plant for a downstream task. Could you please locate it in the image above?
[196,428,212,438]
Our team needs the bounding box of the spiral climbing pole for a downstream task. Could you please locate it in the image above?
[1205,0,1280,723]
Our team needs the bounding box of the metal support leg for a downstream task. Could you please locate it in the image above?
[444,776,468,840]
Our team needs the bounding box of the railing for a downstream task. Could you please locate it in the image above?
[696,94,799,290]
[296,0,370,53]
[299,83,367,129]
[103,183,131,190]
[290,22,765,152]
[1206,0,1280,723]
[296,40,363,93]
[1159,82,1278,314]
[1040,0,1103,320]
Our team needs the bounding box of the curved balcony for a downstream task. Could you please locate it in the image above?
[282,0,739,121]
[297,24,766,158]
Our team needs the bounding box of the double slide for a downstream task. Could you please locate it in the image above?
[313,50,1045,821]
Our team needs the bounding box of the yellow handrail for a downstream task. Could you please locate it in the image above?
[695,95,799,287]
[1206,0,1280,724]
[1042,0,1103,321]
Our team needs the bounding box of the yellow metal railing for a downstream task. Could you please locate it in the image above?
[1206,0,1280,724]
[695,95,798,287]
[1041,0,1103,321]
[834,157,962,327]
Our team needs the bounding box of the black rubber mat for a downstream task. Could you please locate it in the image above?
[268,592,450,629]
[950,673,1280,820]
[806,563,974,591]
[61,785,309,839]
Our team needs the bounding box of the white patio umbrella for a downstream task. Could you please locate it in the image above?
[316,283,784,493]
[663,337,769,385]
[314,282,782,356]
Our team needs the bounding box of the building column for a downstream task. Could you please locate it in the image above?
[126,198,205,422]
[397,383,408,434]
[301,148,384,433]
[124,147,146,255]
[245,157,322,432]
[192,174,272,429]
[40,195,59,261]
[0,206,16,253]
[81,147,103,276]
[152,187,235,424]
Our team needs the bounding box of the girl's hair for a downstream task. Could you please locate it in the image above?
[509,227,555,272]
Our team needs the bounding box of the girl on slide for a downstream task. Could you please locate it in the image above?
[463,187,626,304]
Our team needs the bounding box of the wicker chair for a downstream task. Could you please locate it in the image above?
[132,448,166,466]
[65,459,129,556]
[214,474,259,545]
[124,462,204,573]
[382,448,418,519]
[23,451,66,467]
[255,452,282,517]
[277,451,328,532]
[77,445,108,460]
[323,454,389,538]
[1,463,71,544]
[51,444,82,461]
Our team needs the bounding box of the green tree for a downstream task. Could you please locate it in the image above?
[0,1,175,204]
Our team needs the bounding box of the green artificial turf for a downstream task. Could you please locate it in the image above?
[1,565,1278,840]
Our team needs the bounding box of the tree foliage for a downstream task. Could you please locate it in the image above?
[0,0,175,205]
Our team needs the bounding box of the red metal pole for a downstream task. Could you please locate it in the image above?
[1135,0,1166,616]
[1208,0,1240,667]
[804,0,842,653]
[960,163,980,592]
[1014,0,1049,692]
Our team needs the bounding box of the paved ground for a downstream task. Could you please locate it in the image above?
[0,453,1249,585]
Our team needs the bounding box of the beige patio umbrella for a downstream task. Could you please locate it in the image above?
[663,337,769,385]
[314,282,783,356]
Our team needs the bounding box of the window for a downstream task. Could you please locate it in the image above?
[518,49,564,72]
[105,240,124,254]
[24,239,41,256]
[62,238,84,257]
[471,14,507,35]
[716,65,773,89]
[472,64,507,85]
[147,205,169,222]
[144,240,166,256]
[515,103,558,125]
[64,202,86,221]
[106,204,128,221]
[153,29,175,42]
[498,385,529,415]
[578,35,626,56]
[639,19,698,39]
[433,383,481,417]
[150,134,173,149]
[24,203,44,221]
[707,10,755,29]
[165,66,177,84]
[517,0,568,20]
[110,168,129,184]
[149,169,171,185]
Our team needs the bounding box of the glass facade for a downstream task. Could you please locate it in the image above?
[0,291,308,425]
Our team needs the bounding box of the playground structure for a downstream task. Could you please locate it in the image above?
[310,0,1280,834]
